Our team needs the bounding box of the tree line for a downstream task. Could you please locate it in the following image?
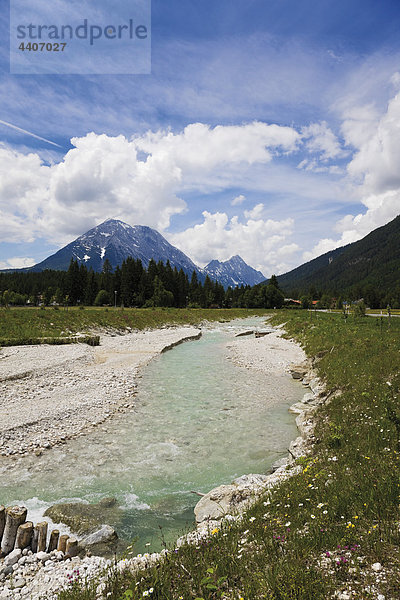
[0,258,285,309]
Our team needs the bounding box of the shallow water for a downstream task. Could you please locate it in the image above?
[1,317,303,552]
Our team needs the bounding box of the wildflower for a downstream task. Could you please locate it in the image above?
[249,517,256,522]
[310,514,316,519]
[323,510,328,514]
[285,521,291,527]
[298,503,303,507]
[211,527,219,535]
[317,503,324,509]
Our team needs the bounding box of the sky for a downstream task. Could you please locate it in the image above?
[1,0,400,276]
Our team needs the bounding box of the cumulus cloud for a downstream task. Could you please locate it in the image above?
[0,121,301,248]
[168,210,298,276]
[302,121,346,161]
[0,257,36,270]
[244,203,264,219]
[231,194,246,206]
[304,90,400,261]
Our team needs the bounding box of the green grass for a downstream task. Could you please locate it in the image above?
[54,309,400,599]
[0,307,268,346]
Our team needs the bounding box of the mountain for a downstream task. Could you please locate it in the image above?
[29,219,201,277]
[277,245,349,292]
[204,255,265,288]
[25,219,264,288]
[278,214,400,298]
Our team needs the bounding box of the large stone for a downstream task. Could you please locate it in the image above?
[44,498,123,536]
[79,525,118,556]
[233,474,268,488]
[4,548,22,567]
[194,485,237,523]
[194,473,272,524]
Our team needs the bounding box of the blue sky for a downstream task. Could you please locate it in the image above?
[1,0,400,275]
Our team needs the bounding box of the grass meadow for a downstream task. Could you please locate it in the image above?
[8,308,398,599]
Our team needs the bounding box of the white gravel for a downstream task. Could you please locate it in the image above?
[226,327,306,375]
[0,327,201,457]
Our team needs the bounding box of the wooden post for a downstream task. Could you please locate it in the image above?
[14,521,33,550]
[0,506,5,544]
[1,506,27,556]
[32,521,48,553]
[57,534,69,553]
[48,529,59,552]
[65,537,78,557]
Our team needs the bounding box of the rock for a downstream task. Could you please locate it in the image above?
[269,457,288,473]
[235,330,254,337]
[194,485,238,523]
[44,498,122,536]
[193,477,262,524]
[13,577,26,588]
[302,392,316,404]
[36,551,51,562]
[289,402,308,415]
[233,474,268,487]
[289,364,308,379]
[79,525,118,556]
[4,548,22,567]
[97,497,117,509]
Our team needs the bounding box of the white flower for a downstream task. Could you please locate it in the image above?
[310,514,316,519]
[249,517,256,522]
[285,521,291,527]
[323,510,328,514]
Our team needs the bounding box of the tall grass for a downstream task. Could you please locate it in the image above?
[0,307,267,345]
[57,310,400,599]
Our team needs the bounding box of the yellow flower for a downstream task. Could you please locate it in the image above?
[211,527,219,535]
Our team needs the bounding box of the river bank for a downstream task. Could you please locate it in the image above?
[0,326,201,458]
[0,317,317,599]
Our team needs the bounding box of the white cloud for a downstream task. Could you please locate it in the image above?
[231,194,246,206]
[0,257,35,270]
[302,121,346,162]
[303,90,400,260]
[0,122,301,249]
[168,210,297,276]
[244,203,264,219]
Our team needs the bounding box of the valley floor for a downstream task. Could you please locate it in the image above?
[0,326,201,458]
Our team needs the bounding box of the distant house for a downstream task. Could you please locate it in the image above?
[284,298,301,306]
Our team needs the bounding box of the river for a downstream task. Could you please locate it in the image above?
[0,317,303,552]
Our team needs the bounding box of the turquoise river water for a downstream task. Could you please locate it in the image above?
[0,317,304,552]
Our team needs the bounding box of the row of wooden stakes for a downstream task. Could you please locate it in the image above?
[0,505,78,558]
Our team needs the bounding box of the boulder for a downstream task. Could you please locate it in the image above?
[4,548,21,567]
[194,475,268,524]
[44,497,123,536]
[79,525,118,556]
[194,485,237,523]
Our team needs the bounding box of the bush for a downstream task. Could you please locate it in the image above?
[94,289,111,306]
